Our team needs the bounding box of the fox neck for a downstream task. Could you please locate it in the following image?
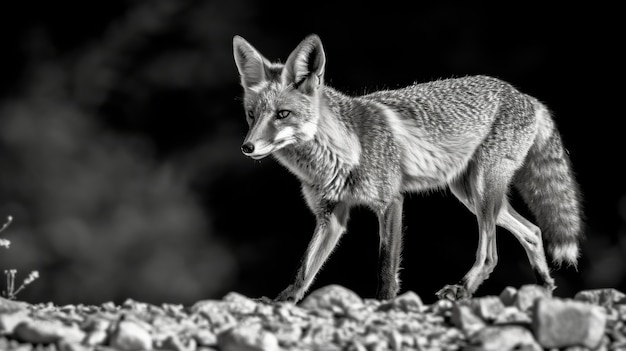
[275,89,361,190]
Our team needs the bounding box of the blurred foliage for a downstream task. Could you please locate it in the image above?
[0,0,256,304]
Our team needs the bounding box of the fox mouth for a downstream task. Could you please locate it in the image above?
[249,152,272,160]
[244,138,295,160]
[244,142,275,160]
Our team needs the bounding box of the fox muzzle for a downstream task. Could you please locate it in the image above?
[241,142,255,154]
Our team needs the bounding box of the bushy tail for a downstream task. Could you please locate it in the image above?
[514,102,583,267]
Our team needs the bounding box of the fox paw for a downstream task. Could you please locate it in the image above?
[436,284,471,301]
[275,284,303,303]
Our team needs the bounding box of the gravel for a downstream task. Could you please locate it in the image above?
[0,284,624,350]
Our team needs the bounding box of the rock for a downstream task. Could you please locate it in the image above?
[222,292,259,315]
[110,319,153,351]
[191,292,258,318]
[0,310,30,334]
[532,298,606,349]
[14,319,85,344]
[159,334,191,351]
[467,296,506,322]
[0,338,21,351]
[252,303,274,319]
[192,328,217,347]
[269,322,302,346]
[100,301,118,312]
[515,285,550,311]
[0,297,29,313]
[344,307,368,321]
[307,322,336,345]
[58,341,92,351]
[300,285,364,315]
[161,303,186,318]
[386,291,424,313]
[499,286,518,306]
[378,290,423,313]
[563,345,608,351]
[82,318,109,346]
[431,298,454,315]
[217,323,279,351]
[441,327,465,347]
[189,299,218,315]
[493,306,532,325]
[121,298,154,314]
[387,329,403,351]
[190,300,236,333]
[348,339,368,351]
[451,304,485,335]
[467,325,541,351]
[84,329,107,347]
[359,332,388,351]
[273,301,309,322]
[392,291,423,312]
[575,288,626,307]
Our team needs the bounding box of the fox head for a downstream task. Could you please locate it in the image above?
[233,34,326,159]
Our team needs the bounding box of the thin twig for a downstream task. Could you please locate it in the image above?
[0,216,13,233]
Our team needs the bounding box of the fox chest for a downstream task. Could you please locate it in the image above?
[275,154,378,205]
[276,152,350,199]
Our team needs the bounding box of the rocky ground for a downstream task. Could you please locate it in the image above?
[0,284,624,350]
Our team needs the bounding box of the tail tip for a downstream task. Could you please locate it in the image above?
[550,241,579,269]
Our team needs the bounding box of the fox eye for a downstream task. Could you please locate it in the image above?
[247,110,254,120]
[277,110,291,119]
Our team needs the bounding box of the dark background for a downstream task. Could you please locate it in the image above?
[0,1,623,305]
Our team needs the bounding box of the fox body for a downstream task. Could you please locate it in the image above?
[233,34,582,301]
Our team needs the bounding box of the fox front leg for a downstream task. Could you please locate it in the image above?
[275,201,350,302]
[376,195,404,300]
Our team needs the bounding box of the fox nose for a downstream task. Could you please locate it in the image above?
[241,142,255,154]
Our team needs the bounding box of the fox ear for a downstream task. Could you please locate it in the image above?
[283,34,326,94]
[233,35,269,89]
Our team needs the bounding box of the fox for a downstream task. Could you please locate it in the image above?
[232,34,583,302]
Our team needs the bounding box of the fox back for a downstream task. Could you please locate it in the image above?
[233,34,582,302]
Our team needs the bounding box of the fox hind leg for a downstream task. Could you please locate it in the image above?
[447,173,555,292]
[376,195,404,300]
[437,163,512,300]
[498,202,555,290]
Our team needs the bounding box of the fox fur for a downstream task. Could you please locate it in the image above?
[232,34,583,302]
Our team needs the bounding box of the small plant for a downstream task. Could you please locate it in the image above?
[1,215,40,300]
[4,269,40,300]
